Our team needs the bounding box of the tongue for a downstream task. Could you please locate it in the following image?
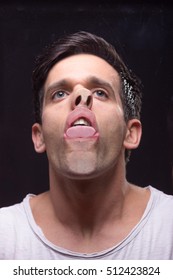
[66,126,96,138]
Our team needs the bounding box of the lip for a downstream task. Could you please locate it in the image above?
[64,107,99,139]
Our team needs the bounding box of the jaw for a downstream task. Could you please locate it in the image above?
[61,138,99,179]
[48,124,126,182]
[65,153,97,179]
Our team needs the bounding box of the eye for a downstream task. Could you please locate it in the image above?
[52,90,68,100]
[93,89,108,99]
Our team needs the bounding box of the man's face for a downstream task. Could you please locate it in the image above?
[32,54,131,179]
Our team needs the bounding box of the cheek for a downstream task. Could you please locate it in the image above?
[41,108,66,143]
[96,104,125,135]
[97,106,126,156]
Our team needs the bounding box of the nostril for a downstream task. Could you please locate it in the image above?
[87,96,92,107]
[75,95,81,106]
[74,92,92,107]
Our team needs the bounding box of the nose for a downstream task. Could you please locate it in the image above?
[72,88,93,109]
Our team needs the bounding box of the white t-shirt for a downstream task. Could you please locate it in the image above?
[0,186,173,259]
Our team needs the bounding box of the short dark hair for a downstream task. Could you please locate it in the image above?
[32,31,142,124]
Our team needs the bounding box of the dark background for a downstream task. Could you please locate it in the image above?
[0,0,173,207]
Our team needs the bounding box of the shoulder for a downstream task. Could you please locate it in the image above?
[0,199,27,230]
[147,186,173,227]
[0,202,22,222]
[150,186,173,207]
[0,195,36,259]
[0,194,36,234]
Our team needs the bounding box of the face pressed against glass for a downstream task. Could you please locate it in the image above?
[32,54,139,180]
[43,64,122,111]
[44,75,118,105]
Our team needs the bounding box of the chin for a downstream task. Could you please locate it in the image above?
[63,156,98,180]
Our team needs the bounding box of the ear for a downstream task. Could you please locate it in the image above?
[32,123,46,153]
[123,119,142,150]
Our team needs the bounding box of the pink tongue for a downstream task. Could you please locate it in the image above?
[66,126,96,138]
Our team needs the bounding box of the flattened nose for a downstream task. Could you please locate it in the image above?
[73,88,93,109]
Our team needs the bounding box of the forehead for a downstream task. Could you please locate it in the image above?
[44,54,120,89]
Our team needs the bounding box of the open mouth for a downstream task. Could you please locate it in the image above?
[72,118,91,127]
[65,117,97,139]
[64,107,99,139]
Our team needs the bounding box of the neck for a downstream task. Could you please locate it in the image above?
[48,160,130,235]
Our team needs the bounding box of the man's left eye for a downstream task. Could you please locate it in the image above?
[93,90,107,99]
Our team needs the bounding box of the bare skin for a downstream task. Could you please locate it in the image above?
[30,178,150,253]
[31,54,148,254]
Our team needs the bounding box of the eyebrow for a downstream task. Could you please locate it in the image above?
[45,79,69,96]
[87,76,115,93]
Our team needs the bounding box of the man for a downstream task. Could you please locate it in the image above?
[0,31,173,259]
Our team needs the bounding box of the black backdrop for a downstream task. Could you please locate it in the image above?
[0,0,173,207]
